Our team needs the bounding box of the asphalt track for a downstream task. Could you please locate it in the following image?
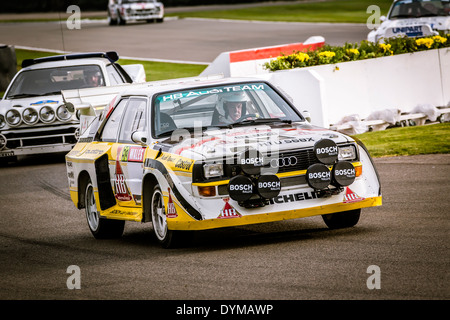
[0,153,449,302]
[0,16,368,64]
[0,11,449,305]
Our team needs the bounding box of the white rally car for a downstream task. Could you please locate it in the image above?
[368,0,450,42]
[108,0,164,25]
[64,77,382,248]
[0,51,145,163]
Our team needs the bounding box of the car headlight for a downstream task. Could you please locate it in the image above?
[338,144,357,161]
[22,107,39,125]
[0,114,6,129]
[39,106,56,123]
[5,109,21,126]
[203,163,224,179]
[56,104,72,122]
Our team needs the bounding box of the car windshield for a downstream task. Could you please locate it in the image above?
[153,82,304,138]
[389,0,450,19]
[6,65,105,99]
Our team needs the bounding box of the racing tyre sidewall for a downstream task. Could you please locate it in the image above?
[84,180,124,239]
[151,185,173,247]
[322,209,361,229]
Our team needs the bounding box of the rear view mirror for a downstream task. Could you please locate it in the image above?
[303,110,311,123]
[132,131,148,145]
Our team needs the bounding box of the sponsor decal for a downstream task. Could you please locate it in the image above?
[218,198,241,219]
[158,84,265,102]
[392,25,423,37]
[268,191,317,205]
[174,158,193,171]
[119,145,146,162]
[166,188,178,218]
[343,187,365,203]
[114,146,133,201]
[258,137,314,146]
[30,100,58,105]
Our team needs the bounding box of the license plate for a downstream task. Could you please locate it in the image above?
[0,151,14,157]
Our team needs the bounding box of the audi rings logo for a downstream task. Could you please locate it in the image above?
[270,156,298,168]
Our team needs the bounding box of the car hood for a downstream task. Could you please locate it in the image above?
[0,95,63,112]
[379,16,450,31]
[158,122,352,161]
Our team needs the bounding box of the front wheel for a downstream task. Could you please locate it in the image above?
[150,185,190,248]
[322,209,361,229]
[85,180,124,239]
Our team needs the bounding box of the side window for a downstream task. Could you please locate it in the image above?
[106,64,126,85]
[118,98,147,144]
[100,98,128,142]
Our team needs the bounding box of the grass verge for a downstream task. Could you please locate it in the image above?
[168,0,393,24]
[354,123,450,157]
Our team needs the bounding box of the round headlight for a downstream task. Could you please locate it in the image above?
[39,106,56,123]
[56,104,72,122]
[0,114,6,129]
[5,109,22,126]
[22,107,39,125]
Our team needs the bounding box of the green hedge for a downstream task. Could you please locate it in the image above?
[264,34,450,71]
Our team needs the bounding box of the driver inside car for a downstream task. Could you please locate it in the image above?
[214,91,248,125]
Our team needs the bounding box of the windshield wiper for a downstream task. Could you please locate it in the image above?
[233,118,292,127]
[390,14,415,19]
[7,93,37,99]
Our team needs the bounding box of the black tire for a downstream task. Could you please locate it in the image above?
[108,12,117,26]
[322,209,361,229]
[85,180,124,239]
[117,12,126,25]
[150,185,191,248]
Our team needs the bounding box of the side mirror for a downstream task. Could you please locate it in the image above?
[380,15,386,22]
[131,131,148,146]
[302,110,311,123]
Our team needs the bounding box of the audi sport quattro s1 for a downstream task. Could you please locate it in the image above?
[65,77,382,248]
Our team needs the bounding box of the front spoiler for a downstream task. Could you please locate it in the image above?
[167,196,382,231]
[0,143,75,157]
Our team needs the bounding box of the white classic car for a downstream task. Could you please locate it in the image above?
[368,0,450,42]
[108,0,164,25]
[0,51,145,163]
[64,77,382,248]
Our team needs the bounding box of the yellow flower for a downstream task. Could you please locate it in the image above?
[318,51,336,58]
[293,52,310,62]
[432,35,447,44]
[346,48,360,55]
[378,43,391,52]
[415,38,434,48]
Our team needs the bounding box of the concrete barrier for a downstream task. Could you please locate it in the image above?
[200,36,325,77]
[202,44,450,131]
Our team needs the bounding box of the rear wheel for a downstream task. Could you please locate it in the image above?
[322,209,361,229]
[85,180,124,239]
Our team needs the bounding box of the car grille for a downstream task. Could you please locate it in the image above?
[269,148,319,174]
[2,124,78,149]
